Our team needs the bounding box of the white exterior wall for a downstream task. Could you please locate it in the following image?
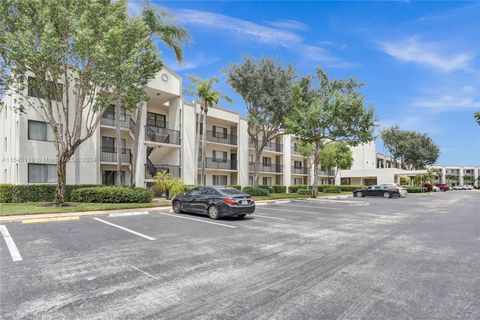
[349,141,377,170]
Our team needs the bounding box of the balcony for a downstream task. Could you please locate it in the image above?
[291,166,309,175]
[249,162,283,173]
[201,130,237,146]
[145,125,180,145]
[249,141,283,153]
[318,169,335,176]
[291,146,304,156]
[145,164,181,179]
[100,146,131,163]
[101,114,132,129]
[198,158,237,171]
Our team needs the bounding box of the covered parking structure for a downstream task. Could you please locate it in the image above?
[338,168,427,186]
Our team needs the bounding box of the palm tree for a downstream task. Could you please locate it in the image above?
[130,4,190,188]
[186,76,232,186]
[475,112,480,125]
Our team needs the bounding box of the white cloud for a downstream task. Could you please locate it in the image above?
[413,85,480,111]
[378,36,473,72]
[165,53,218,71]
[266,19,308,31]
[174,9,350,68]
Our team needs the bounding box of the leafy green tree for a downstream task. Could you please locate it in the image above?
[186,76,231,186]
[446,174,459,184]
[130,3,190,188]
[463,175,475,184]
[474,112,480,125]
[226,57,296,187]
[400,176,411,186]
[318,142,353,185]
[286,69,375,197]
[0,0,162,204]
[381,125,440,169]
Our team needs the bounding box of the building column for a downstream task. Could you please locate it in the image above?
[238,118,249,188]
[441,167,446,184]
[459,167,464,186]
[474,168,479,187]
[181,103,196,185]
[135,102,147,188]
[283,135,291,192]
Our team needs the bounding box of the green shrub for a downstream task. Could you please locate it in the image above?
[0,184,14,202]
[404,187,428,193]
[288,185,310,193]
[0,184,99,203]
[337,185,365,192]
[228,185,241,190]
[272,185,286,193]
[323,187,342,193]
[71,186,153,203]
[184,184,196,192]
[297,188,311,195]
[258,185,273,193]
[242,186,269,196]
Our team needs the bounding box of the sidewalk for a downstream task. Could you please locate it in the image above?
[0,195,352,223]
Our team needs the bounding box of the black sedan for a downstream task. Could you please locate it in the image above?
[172,186,255,220]
[352,184,401,198]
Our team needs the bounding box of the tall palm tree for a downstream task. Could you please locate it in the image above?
[474,112,480,125]
[186,76,232,186]
[130,4,190,188]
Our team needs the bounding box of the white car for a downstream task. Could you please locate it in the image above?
[432,185,440,192]
[381,183,408,197]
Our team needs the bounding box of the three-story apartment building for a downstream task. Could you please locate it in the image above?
[0,67,325,189]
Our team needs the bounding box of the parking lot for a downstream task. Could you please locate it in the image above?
[1,191,479,319]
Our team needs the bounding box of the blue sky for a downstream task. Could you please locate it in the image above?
[132,1,480,166]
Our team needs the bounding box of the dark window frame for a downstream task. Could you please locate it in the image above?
[27,163,57,183]
[28,120,54,142]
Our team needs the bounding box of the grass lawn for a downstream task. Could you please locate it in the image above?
[0,201,171,216]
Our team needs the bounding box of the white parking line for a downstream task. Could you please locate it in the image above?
[109,211,149,217]
[93,218,156,240]
[285,204,342,210]
[129,265,161,280]
[254,214,286,221]
[0,225,23,262]
[156,212,237,229]
[260,207,319,215]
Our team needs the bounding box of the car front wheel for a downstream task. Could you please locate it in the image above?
[383,192,391,199]
[208,205,220,220]
[237,214,247,219]
[173,201,182,213]
[355,191,363,198]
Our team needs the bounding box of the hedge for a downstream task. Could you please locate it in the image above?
[0,184,98,203]
[288,185,311,193]
[258,185,273,193]
[272,185,287,193]
[71,186,153,203]
[297,188,311,195]
[228,185,241,190]
[288,184,365,193]
[323,187,342,193]
[404,187,429,193]
[242,186,269,196]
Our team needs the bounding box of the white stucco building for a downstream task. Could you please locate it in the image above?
[0,67,317,189]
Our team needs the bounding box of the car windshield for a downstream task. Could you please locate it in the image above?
[217,188,245,196]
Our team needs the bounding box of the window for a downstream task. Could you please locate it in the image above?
[249,154,254,164]
[294,161,302,169]
[28,164,57,183]
[147,112,166,128]
[103,105,126,121]
[27,77,63,100]
[28,120,54,142]
[102,170,125,185]
[189,187,203,196]
[249,176,253,186]
[213,175,228,185]
[262,177,272,186]
[294,178,303,185]
[213,150,227,162]
[262,157,271,166]
[102,136,126,153]
[212,126,227,138]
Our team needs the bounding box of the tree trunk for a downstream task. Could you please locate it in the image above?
[200,108,207,186]
[115,97,122,186]
[254,149,261,187]
[132,103,143,188]
[55,157,68,206]
[311,142,322,198]
[194,106,202,186]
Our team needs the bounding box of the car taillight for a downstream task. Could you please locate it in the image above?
[223,198,236,205]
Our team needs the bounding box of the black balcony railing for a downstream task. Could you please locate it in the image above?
[318,169,335,176]
[129,118,136,133]
[145,125,180,145]
[145,163,181,179]
[100,146,131,163]
[101,114,132,129]
[291,166,309,175]
[249,141,283,152]
[201,130,237,146]
[249,162,283,173]
[198,158,237,170]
